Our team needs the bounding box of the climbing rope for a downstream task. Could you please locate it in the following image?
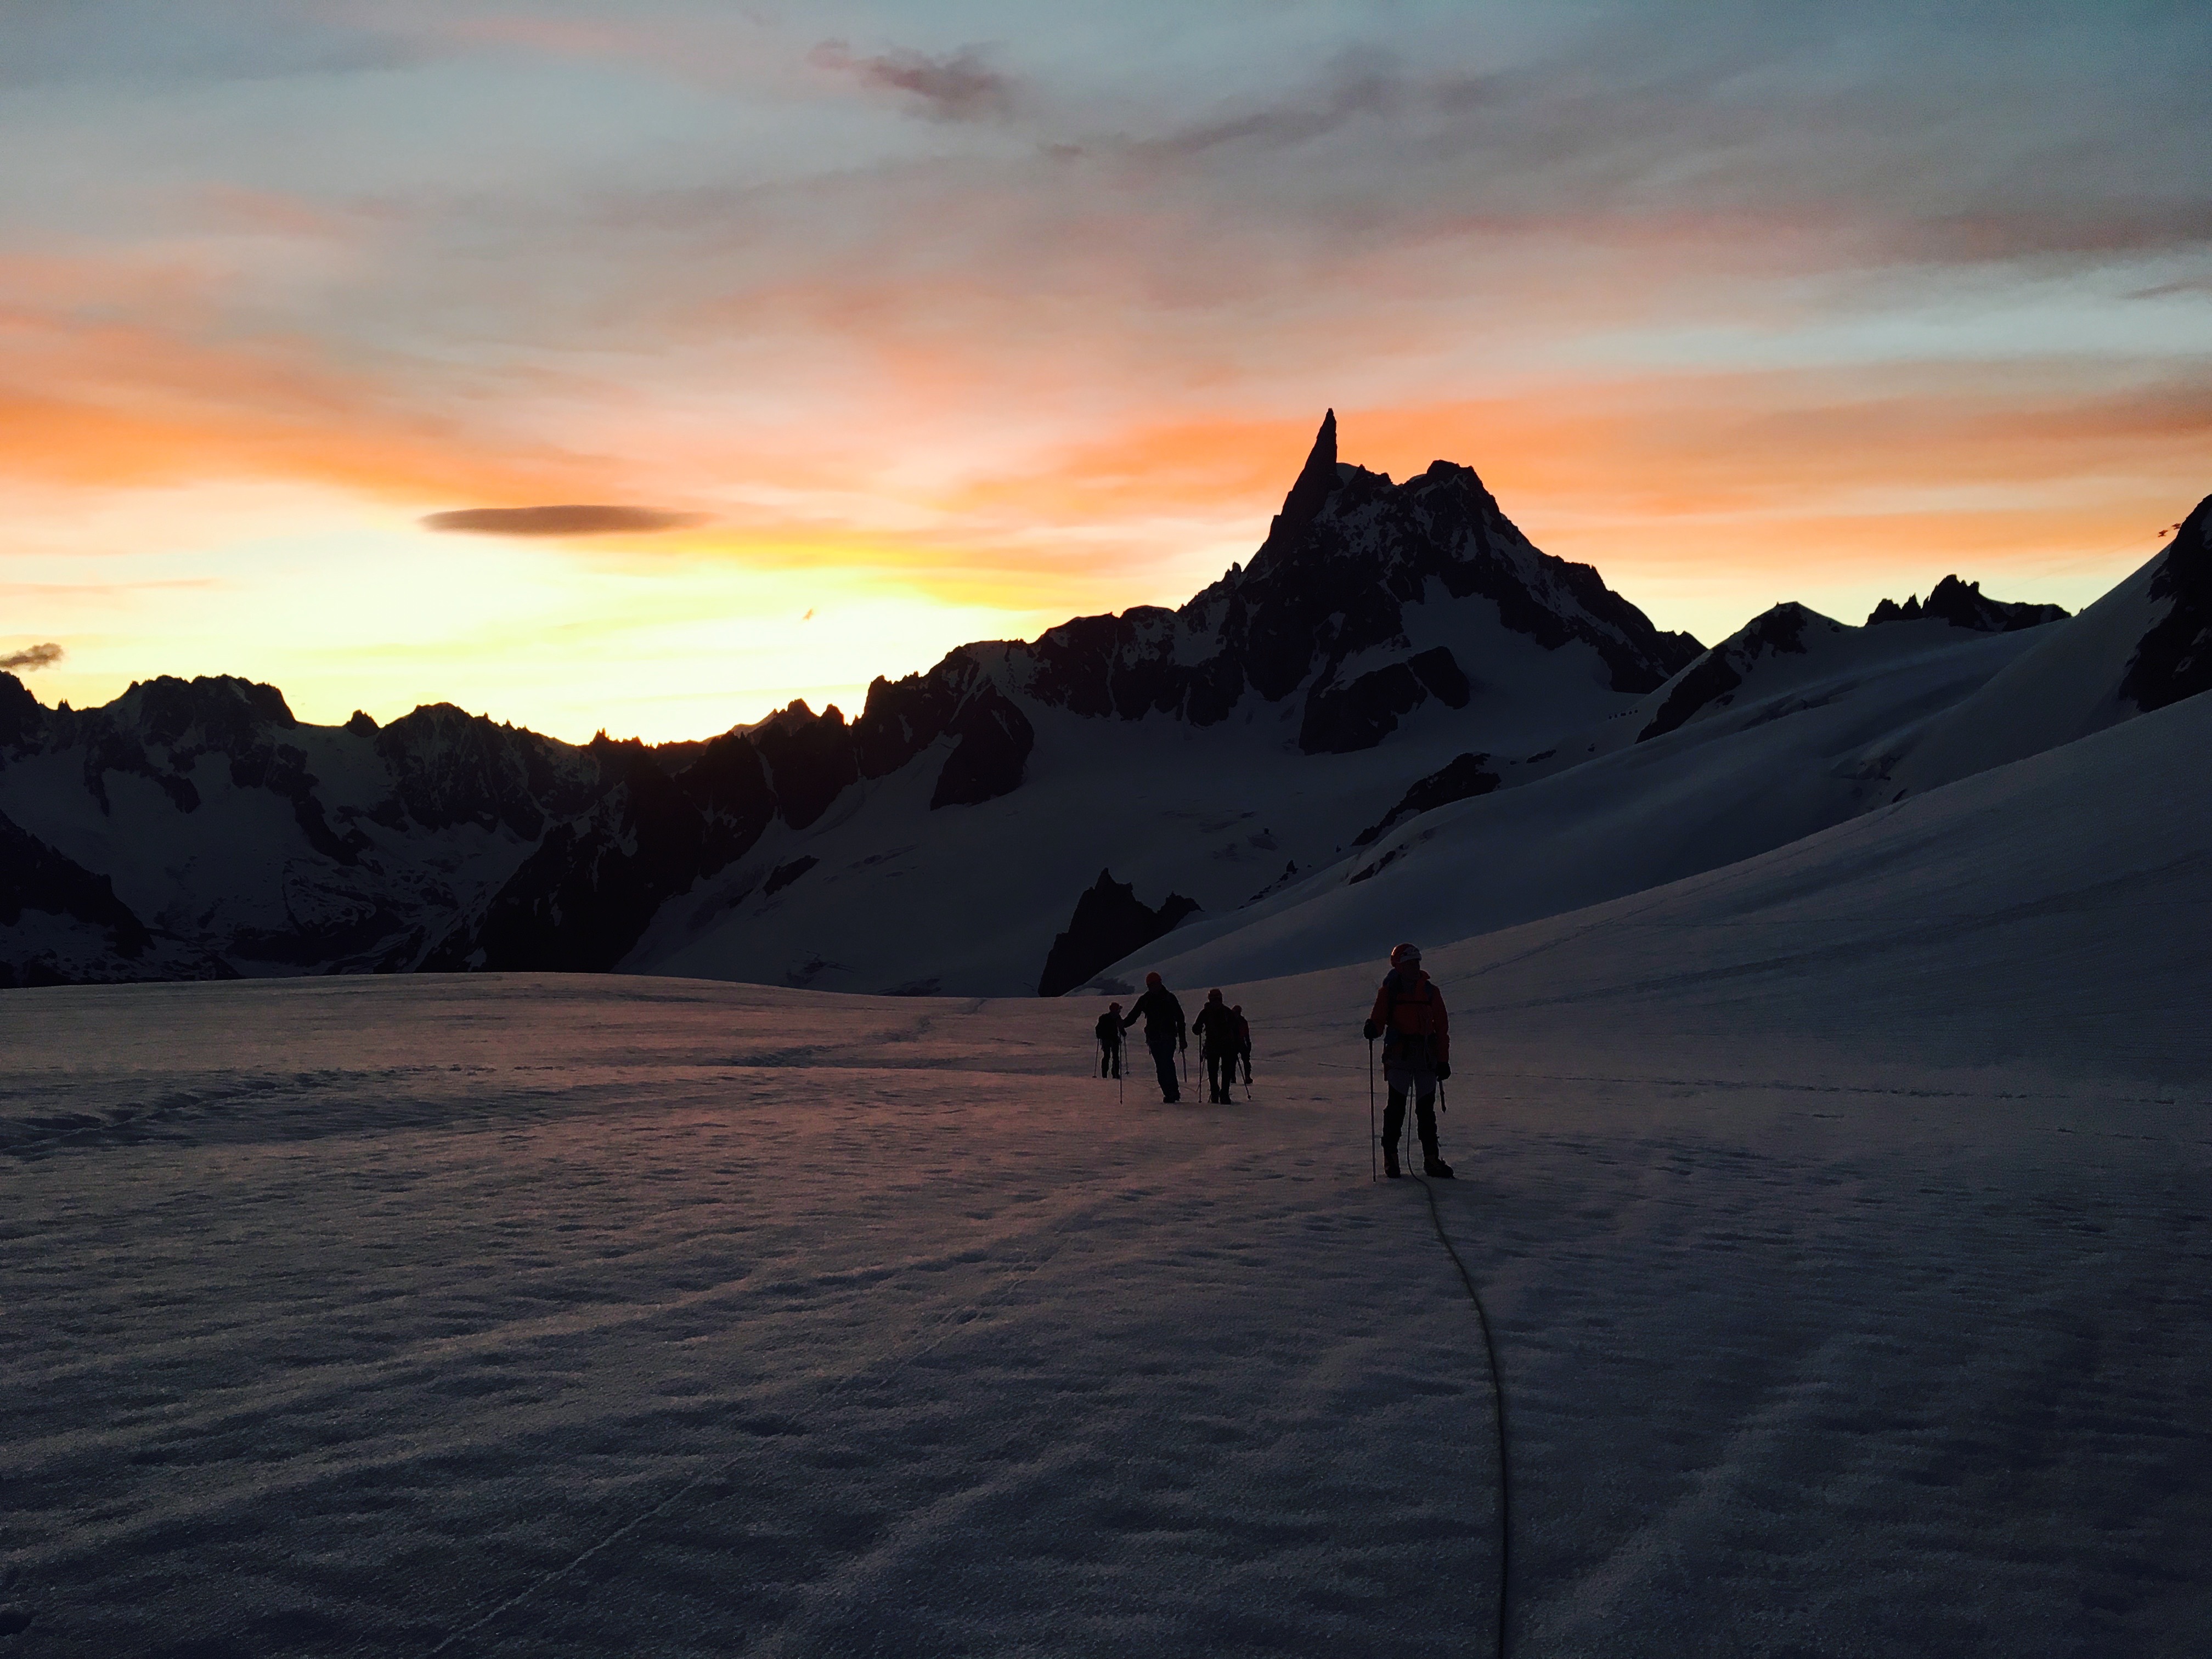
[1409,1159,1512,1659]
[1369,1036,1510,1652]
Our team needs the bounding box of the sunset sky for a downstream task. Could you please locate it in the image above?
[4,2,2209,743]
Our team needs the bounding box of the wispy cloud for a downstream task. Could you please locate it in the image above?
[421,505,709,537]
[1137,48,1459,160]
[810,40,1015,122]
[2,642,65,672]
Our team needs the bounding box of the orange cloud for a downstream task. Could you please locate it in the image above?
[0,291,577,504]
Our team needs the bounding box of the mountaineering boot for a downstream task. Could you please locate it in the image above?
[1419,1124,1452,1178]
[1381,1140,1402,1178]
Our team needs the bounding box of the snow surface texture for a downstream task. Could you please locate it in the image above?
[7,691,2209,1656]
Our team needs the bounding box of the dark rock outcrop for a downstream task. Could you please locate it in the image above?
[1867,576,2069,633]
[1638,605,1818,743]
[764,855,818,896]
[110,674,296,747]
[1299,647,1472,755]
[0,808,150,958]
[1407,645,1472,708]
[2120,494,2212,714]
[1352,752,1502,848]
[0,807,231,987]
[855,651,980,775]
[373,703,595,838]
[1300,661,1430,754]
[754,702,861,829]
[930,683,1035,808]
[424,729,777,973]
[1036,870,1200,998]
[0,672,46,757]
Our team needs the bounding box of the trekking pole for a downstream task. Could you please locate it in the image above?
[1368,1039,1377,1182]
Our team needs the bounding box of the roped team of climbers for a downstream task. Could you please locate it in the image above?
[1094,944,1451,1180]
[1099,979,1256,1106]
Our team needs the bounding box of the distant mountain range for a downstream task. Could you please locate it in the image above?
[3,415,2204,996]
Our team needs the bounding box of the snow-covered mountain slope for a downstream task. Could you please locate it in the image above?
[477,411,1708,994]
[1118,502,2212,996]
[3,412,1712,995]
[0,675,605,981]
[1889,489,2212,797]
[1409,674,2212,1082]
[1152,655,2212,1090]
[1116,602,2065,989]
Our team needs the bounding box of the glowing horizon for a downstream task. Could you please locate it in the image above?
[4,3,2208,744]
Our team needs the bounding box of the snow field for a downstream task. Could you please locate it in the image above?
[12,665,2212,1659]
[7,932,2208,1655]
[4,979,1499,1657]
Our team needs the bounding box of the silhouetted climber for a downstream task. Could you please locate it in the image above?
[1095,1003,1125,1079]
[1121,972,1187,1103]
[1362,943,1453,1178]
[1192,988,1240,1104]
[1232,1004,1253,1087]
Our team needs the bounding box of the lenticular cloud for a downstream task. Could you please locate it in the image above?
[1,642,62,672]
[421,505,707,537]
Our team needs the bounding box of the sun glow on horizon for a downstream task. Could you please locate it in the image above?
[3,4,2207,742]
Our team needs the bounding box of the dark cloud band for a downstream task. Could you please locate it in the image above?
[422,505,708,537]
[1,642,63,672]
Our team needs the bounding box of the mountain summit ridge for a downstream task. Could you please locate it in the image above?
[3,421,2189,996]
[430,410,1701,973]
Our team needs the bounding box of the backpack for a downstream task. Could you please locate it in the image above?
[1379,970,1441,1054]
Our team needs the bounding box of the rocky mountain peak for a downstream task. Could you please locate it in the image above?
[373,702,597,838]
[109,675,296,749]
[1866,576,2069,633]
[0,672,43,755]
[1635,603,1840,743]
[1003,413,1703,750]
[2120,492,2212,713]
[1251,408,1340,572]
